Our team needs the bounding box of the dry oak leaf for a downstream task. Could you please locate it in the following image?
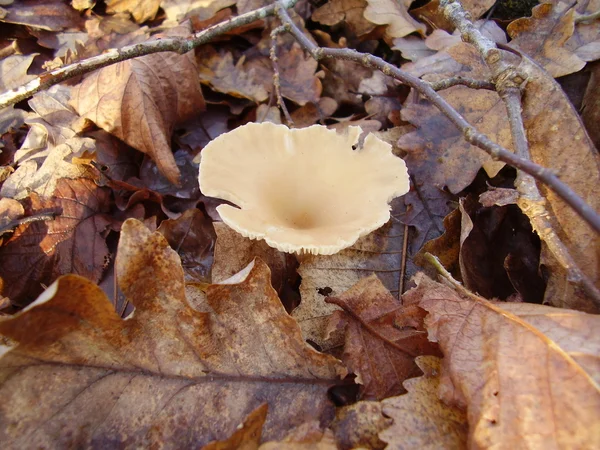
[71,24,205,185]
[161,0,237,25]
[517,55,600,312]
[363,0,426,39]
[507,2,585,78]
[399,43,512,194]
[311,0,377,37]
[379,356,468,450]
[0,219,346,448]
[0,178,111,307]
[106,0,160,23]
[404,273,600,449]
[326,274,440,400]
[292,204,411,350]
[0,54,36,134]
[411,0,496,32]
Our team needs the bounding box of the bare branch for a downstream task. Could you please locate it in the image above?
[270,24,294,125]
[275,1,600,235]
[0,0,298,110]
[429,76,495,91]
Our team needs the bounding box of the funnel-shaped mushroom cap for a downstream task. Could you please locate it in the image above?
[199,122,409,255]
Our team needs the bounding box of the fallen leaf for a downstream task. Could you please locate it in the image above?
[292,212,410,350]
[202,403,267,450]
[398,43,512,194]
[568,0,600,62]
[289,97,338,128]
[311,0,376,37]
[507,2,585,77]
[0,0,83,31]
[260,422,337,449]
[71,24,206,185]
[106,0,160,23]
[379,356,468,450]
[0,178,112,307]
[157,208,216,283]
[162,0,237,25]
[326,275,440,399]
[0,54,36,134]
[411,0,496,31]
[582,61,600,149]
[518,54,600,312]
[1,87,96,200]
[364,0,426,39]
[331,401,391,449]
[405,273,600,449]
[0,219,347,447]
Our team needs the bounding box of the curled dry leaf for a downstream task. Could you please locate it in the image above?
[379,356,468,450]
[404,273,600,449]
[326,274,440,400]
[71,24,205,185]
[507,2,585,77]
[517,55,600,312]
[0,219,346,448]
[363,0,426,39]
[0,178,112,307]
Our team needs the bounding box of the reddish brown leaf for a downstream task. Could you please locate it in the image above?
[379,356,468,449]
[325,274,440,399]
[331,401,391,450]
[202,404,267,450]
[311,0,376,37]
[157,208,216,283]
[0,178,111,307]
[405,273,600,449]
[508,2,585,77]
[0,220,346,447]
[0,0,83,31]
[71,24,205,185]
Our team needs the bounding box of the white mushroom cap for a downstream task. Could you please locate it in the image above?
[198,122,409,255]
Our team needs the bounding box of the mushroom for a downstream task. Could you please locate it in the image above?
[198,122,409,255]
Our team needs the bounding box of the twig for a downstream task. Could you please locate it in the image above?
[274,2,600,235]
[0,212,57,237]
[0,0,299,110]
[440,0,600,308]
[575,10,600,23]
[270,24,294,125]
[429,76,495,91]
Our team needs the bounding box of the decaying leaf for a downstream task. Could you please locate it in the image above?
[157,208,216,283]
[507,2,585,77]
[292,211,409,349]
[105,0,160,23]
[379,356,468,450]
[0,219,346,447]
[0,0,83,31]
[517,55,600,312]
[363,0,426,39]
[331,401,391,450]
[71,24,205,185]
[326,274,440,399]
[405,273,600,449]
[0,178,111,307]
[311,0,376,37]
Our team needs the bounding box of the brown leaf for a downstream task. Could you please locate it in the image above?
[582,61,600,150]
[405,273,600,449]
[292,211,410,349]
[507,2,585,77]
[326,275,440,399]
[106,0,160,23]
[379,356,468,450]
[412,0,496,31]
[399,43,512,193]
[311,0,376,37]
[162,0,237,25]
[260,422,337,449]
[331,401,391,450]
[518,55,600,311]
[202,404,267,450]
[0,0,83,31]
[0,219,346,447]
[363,0,426,38]
[0,178,112,307]
[0,54,36,134]
[157,208,216,283]
[71,24,206,185]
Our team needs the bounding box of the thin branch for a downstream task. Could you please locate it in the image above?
[0,0,298,110]
[429,76,495,91]
[0,212,57,237]
[275,2,600,235]
[270,24,294,125]
[575,10,600,23]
